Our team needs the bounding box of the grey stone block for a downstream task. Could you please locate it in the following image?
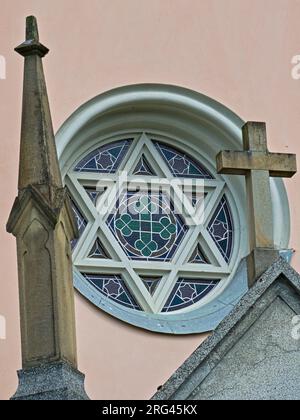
[11,361,89,400]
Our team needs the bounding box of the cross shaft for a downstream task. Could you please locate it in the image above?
[216,122,297,285]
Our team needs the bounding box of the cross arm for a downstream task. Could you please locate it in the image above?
[216,150,297,178]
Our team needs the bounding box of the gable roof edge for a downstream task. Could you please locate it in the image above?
[151,257,300,400]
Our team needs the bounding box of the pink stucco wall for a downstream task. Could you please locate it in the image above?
[0,0,299,400]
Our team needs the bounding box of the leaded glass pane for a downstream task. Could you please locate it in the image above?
[188,244,209,264]
[107,191,188,261]
[162,279,219,312]
[84,186,106,206]
[74,139,132,173]
[83,273,141,311]
[185,191,207,208]
[208,196,234,263]
[88,239,110,259]
[71,200,87,249]
[154,141,213,179]
[141,277,162,296]
[133,155,156,176]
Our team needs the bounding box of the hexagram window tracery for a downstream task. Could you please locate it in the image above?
[68,135,235,315]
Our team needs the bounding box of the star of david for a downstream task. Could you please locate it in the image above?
[66,133,231,314]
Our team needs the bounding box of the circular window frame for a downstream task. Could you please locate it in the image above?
[56,84,291,334]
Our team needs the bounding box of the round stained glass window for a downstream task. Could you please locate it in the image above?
[67,132,236,319]
[58,84,290,334]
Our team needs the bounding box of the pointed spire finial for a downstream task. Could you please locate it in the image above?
[15,16,48,57]
[26,16,39,42]
[14,15,63,195]
[5,20,88,399]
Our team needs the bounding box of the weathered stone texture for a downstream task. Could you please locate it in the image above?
[152,259,300,400]
[217,121,297,285]
[191,295,300,400]
[7,16,89,399]
[11,362,89,401]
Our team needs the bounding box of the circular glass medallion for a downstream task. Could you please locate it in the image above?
[107,192,188,261]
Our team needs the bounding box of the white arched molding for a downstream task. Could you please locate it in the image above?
[56,84,291,334]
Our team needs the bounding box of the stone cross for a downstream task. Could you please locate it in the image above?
[7,16,88,399]
[216,122,297,285]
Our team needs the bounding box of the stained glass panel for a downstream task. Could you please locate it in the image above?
[208,196,234,263]
[141,277,162,296]
[133,155,156,176]
[74,139,132,173]
[162,279,219,312]
[154,141,213,179]
[82,273,141,311]
[84,186,106,206]
[188,244,209,264]
[71,200,87,249]
[88,239,110,259]
[185,191,207,208]
[107,191,188,261]
[70,135,236,318]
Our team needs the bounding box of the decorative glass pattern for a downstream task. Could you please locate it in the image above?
[71,200,87,249]
[141,277,162,296]
[68,133,236,319]
[188,244,209,264]
[155,141,213,179]
[107,192,188,261]
[74,139,132,173]
[88,239,110,259]
[162,279,219,312]
[185,191,207,208]
[208,196,234,263]
[133,155,156,176]
[83,273,141,311]
[84,186,106,206]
